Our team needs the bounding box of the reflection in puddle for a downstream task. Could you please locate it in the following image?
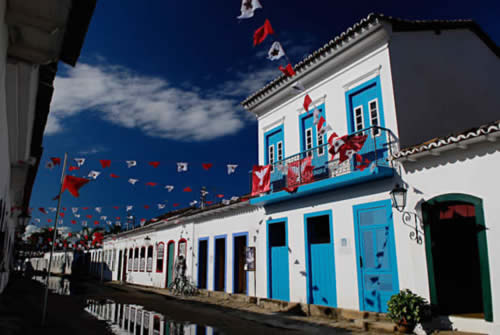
[33,275,71,296]
[85,299,221,335]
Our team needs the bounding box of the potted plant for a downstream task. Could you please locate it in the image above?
[387,289,428,333]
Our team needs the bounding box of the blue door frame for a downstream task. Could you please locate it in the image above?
[304,210,337,307]
[267,218,290,301]
[353,199,399,313]
[213,234,227,292]
[197,237,209,289]
[232,232,249,294]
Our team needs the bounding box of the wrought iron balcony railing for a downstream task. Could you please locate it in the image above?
[251,126,399,194]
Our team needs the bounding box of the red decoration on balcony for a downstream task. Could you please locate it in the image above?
[251,165,271,196]
[287,156,313,188]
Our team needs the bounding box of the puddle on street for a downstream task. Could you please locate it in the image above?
[85,299,222,335]
[33,275,71,296]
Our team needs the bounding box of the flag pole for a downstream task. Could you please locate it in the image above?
[41,152,68,326]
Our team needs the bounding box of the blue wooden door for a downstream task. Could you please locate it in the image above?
[268,220,289,301]
[265,126,284,189]
[300,106,328,177]
[305,213,337,307]
[347,77,386,163]
[355,200,399,313]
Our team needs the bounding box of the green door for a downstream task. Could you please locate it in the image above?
[166,242,175,288]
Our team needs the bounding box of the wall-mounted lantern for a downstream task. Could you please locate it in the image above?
[390,184,407,212]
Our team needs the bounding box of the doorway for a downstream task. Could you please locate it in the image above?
[422,194,492,321]
[198,238,208,289]
[233,233,248,294]
[166,241,175,288]
[214,235,226,291]
[304,211,337,307]
[267,219,290,301]
[117,250,123,281]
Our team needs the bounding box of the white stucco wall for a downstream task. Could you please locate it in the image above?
[399,140,500,333]
[257,42,398,165]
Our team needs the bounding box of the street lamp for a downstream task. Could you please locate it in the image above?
[389,184,407,212]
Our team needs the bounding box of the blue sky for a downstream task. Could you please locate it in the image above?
[29,0,499,232]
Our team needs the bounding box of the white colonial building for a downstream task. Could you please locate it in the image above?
[0,0,96,293]
[97,14,500,334]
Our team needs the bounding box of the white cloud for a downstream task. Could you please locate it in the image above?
[47,62,277,141]
[78,146,108,155]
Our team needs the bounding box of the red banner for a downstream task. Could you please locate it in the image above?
[251,165,271,196]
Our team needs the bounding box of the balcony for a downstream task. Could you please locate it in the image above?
[250,126,399,206]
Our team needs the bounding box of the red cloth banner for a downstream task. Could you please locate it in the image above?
[287,156,313,188]
[251,165,271,196]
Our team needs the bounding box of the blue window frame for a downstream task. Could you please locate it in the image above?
[264,125,285,189]
[299,103,328,177]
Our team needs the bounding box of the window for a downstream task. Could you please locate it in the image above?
[317,131,325,156]
[308,215,331,244]
[277,141,283,162]
[305,128,313,157]
[354,106,364,132]
[269,222,286,247]
[134,248,139,271]
[268,144,275,171]
[140,247,146,272]
[156,242,164,272]
[143,312,150,334]
[147,246,153,272]
[369,99,380,136]
[128,248,133,271]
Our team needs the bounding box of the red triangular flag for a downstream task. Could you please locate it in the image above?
[202,163,213,170]
[253,19,274,46]
[99,160,111,168]
[144,205,150,209]
[60,213,65,218]
[71,220,76,224]
[94,221,99,225]
[216,194,224,198]
[50,157,61,165]
[86,215,92,219]
[183,187,192,192]
[206,201,213,205]
[82,207,89,210]
[173,203,180,207]
[146,182,157,187]
[279,63,296,77]
[149,161,160,168]
[68,166,79,171]
[39,208,47,214]
[113,206,119,210]
[61,175,90,198]
[47,219,52,223]
[303,94,312,112]
[110,173,119,178]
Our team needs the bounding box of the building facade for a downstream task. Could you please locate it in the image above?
[97,14,500,334]
[0,0,96,293]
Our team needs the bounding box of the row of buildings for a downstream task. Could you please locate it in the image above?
[88,14,500,334]
[0,0,96,292]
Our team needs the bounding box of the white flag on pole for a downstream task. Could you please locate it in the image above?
[227,164,238,175]
[88,170,101,179]
[237,0,262,19]
[267,41,285,61]
[128,178,139,185]
[177,162,188,172]
[165,185,174,192]
[74,158,86,167]
[126,160,137,168]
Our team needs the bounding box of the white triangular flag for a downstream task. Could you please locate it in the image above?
[201,189,209,196]
[317,116,332,136]
[313,108,321,125]
[71,207,78,213]
[237,0,262,19]
[267,41,285,61]
[231,196,239,201]
[95,207,102,213]
[74,158,86,167]
[74,213,81,218]
[140,219,146,226]
[151,218,159,222]
[48,207,56,212]
[88,170,101,180]
[34,218,40,223]
[81,221,87,227]
[222,199,231,205]
[100,216,107,220]
[291,81,305,92]
[128,178,139,185]
[189,200,198,206]
[165,185,174,192]
[177,162,188,172]
[227,164,238,175]
[126,160,137,168]
[126,205,133,212]
[158,204,166,210]
[45,161,54,170]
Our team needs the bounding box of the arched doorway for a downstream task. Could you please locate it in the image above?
[422,194,492,321]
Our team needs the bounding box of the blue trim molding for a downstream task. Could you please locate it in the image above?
[213,234,227,292]
[232,231,249,295]
[197,237,209,289]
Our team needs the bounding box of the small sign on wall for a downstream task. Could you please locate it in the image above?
[245,246,256,271]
